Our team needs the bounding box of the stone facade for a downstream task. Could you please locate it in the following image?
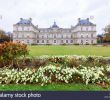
[13,18,97,45]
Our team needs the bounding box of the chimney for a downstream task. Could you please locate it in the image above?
[87,18,89,21]
[20,18,23,20]
[36,25,38,28]
[78,18,80,22]
[29,18,32,21]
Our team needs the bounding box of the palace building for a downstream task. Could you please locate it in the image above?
[13,18,97,45]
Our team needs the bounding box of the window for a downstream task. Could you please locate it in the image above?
[81,40,83,44]
[22,26,24,31]
[91,40,93,44]
[86,27,88,31]
[42,36,44,39]
[71,40,73,43]
[91,26,94,31]
[81,35,83,38]
[54,40,56,43]
[16,27,18,31]
[54,35,56,38]
[86,40,88,44]
[27,35,30,38]
[27,40,29,44]
[47,40,49,43]
[22,34,24,38]
[42,40,44,43]
[66,35,68,38]
[37,40,39,43]
[37,35,39,38]
[66,40,68,43]
[61,40,63,43]
[81,27,82,31]
[91,34,93,38]
[86,35,88,38]
[27,27,30,31]
[22,40,24,43]
[16,34,18,38]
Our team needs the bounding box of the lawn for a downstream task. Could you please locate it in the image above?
[1,45,110,91]
[0,83,109,91]
[29,45,110,57]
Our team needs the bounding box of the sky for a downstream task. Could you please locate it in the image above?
[0,0,110,34]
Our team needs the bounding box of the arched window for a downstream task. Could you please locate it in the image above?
[61,40,63,43]
[54,40,56,43]
[42,40,44,43]
[47,40,49,43]
[81,40,83,44]
[71,40,73,43]
[91,40,94,44]
[37,40,39,43]
[66,40,68,43]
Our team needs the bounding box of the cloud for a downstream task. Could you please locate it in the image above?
[0,0,110,34]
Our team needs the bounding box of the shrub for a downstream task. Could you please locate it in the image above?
[65,57,80,68]
[49,57,65,64]
[32,58,48,68]
[0,41,28,67]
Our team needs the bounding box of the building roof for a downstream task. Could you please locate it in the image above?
[51,21,59,28]
[76,18,95,26]
[16,18,32,25]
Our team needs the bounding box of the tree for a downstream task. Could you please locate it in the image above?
[103,25,110,42]
[0,30,10,43]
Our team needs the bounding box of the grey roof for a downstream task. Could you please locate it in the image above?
[77,18,95,26]
[51,21,59,28]
[6,32,12,34]
[16,18,32,25]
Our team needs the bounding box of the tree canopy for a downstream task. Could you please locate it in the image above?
[0,30,11,43]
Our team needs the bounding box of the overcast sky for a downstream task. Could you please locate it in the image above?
[0,0,110,34]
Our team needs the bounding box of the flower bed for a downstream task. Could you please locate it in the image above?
[0,63,110,86]
[1,55,110,86]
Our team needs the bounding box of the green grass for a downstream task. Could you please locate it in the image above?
[29,45,110,57]
[0,83,110,91]
[2,45,110,91]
